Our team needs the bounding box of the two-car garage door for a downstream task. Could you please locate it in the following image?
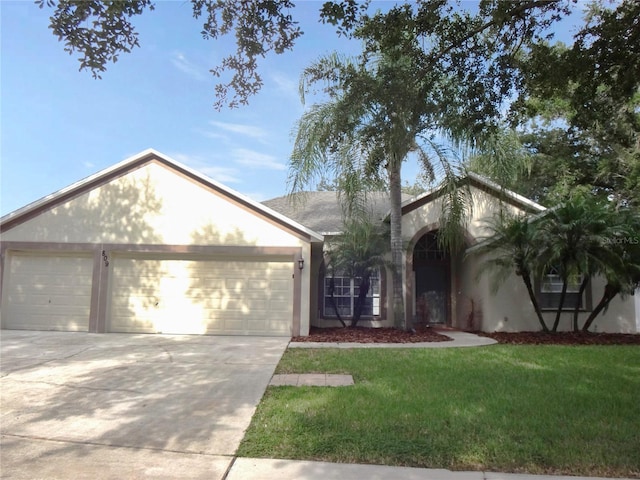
[109,255,293,335]
[1,251,294,336]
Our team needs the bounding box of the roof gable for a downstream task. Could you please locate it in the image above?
[401,172,546,216]
[1,149,323,243]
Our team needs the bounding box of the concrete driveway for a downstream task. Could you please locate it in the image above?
[0,330,289,479]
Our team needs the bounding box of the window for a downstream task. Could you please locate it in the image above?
[538,267,588,310]
[413,231,447,262]
[323,270,381,318]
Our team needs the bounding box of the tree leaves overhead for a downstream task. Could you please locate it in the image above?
[191,0,301,109]
[38,0,302,109]
[38,0,578,113]
[36,0,155,77]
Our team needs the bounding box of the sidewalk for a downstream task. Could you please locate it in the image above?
[225,458,631,480]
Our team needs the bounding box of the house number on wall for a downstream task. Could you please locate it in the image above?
[102,250,109,267]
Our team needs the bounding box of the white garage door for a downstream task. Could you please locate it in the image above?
[109,255,294,336]
[1,252,93,331]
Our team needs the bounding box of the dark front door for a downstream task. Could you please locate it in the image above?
[415,264,449,324]
[413,231,450,325]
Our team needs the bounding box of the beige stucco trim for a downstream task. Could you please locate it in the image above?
[403,223,477,329]
[404,223,438,328]
[293,256,302,336]
[89,249,102,333]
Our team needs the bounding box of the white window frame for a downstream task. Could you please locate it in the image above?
[541,273,582,294]
[323,270,380,318]
[538,267,588,310]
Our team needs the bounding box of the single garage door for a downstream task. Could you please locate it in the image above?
[1,252,93,331]
[109,255,294,336]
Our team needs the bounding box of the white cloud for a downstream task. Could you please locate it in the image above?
[169,152,241,184]
[198,165,242,184]
[170,51,206,81]
[270,71,298,97]
[209,121,268,141]
[231,148,286,171]
[197,128,227,141]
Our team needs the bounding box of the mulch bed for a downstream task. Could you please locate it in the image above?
[478,331,640,345]
[292,326,640,345]
[292,325,452,343]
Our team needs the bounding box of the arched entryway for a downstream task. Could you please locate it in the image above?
[412,230,450,325]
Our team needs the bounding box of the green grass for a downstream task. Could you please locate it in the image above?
[238,346,640,477]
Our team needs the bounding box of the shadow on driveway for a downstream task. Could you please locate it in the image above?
[0,331,289,479]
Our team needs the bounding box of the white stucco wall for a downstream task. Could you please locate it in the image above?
[468,251,638,333]
[3,162,307,248]
[401,185,527,244]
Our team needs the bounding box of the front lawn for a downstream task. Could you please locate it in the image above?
[238,346,640,477]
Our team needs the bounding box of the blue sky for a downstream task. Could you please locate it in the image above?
[1,1,371,215]
[1,1,583,216]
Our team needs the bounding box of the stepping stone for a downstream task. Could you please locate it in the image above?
[270,374,354,387]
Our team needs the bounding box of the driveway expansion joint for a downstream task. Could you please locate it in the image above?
[4,377,144,394]
[2,433,233,457]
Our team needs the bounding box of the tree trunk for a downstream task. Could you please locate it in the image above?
[328,276,347,327]
[352,272,370,328]
[388,159,406,330]
[572,277,589,332]
[522,273,549,332]
[552,279,568,332]
[582,284,620,332]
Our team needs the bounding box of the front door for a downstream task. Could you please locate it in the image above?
[413,231,450,325]
[415,264,449,324]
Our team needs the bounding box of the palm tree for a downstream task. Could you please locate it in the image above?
[288,10,539,331]
[477,197,640,333]
[537,196,629,332]
[325,216,389,327]
[289,45,469,331]
[581,209,640,332]
[473,213,549,332]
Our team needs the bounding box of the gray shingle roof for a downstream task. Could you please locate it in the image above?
[262,191,411,234]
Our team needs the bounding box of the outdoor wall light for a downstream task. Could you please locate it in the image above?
[298,258,305,270]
